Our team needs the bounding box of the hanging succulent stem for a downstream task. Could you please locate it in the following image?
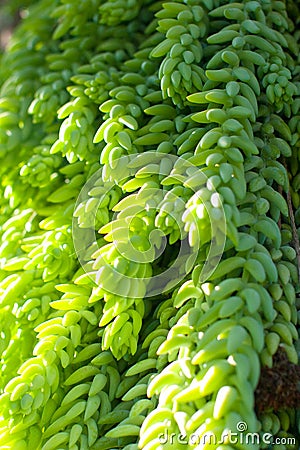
[0,0,299,449]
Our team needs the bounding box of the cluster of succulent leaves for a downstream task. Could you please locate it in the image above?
[0,0,300,449]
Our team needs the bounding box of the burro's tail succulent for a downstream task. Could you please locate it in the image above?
[0,0,300,449]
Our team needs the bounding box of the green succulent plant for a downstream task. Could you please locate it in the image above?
[0,0,300,449]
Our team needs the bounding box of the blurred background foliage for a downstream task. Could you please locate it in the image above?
[0,0,37,52]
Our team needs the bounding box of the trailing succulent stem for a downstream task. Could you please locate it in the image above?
[0,0,300,450]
